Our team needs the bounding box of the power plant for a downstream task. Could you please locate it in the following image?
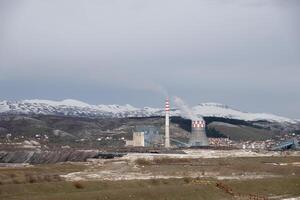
[165,98,209,147]
[126,97,209,148]
[189,119,209,146]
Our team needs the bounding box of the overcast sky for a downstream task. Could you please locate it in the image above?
[0,0,299,118]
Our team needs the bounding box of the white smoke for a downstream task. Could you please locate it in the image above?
[148,83,168,97]
[173,96,203,121]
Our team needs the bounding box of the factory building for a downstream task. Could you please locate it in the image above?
[189,119,209,146]
[136,126,163,147]
[125,132,145,147]
[126,98,171,148]
[125,97,210,148]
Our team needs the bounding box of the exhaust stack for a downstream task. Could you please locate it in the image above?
[165,98,170,148]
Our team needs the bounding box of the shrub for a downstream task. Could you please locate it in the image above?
[73,181,84,189]
[153,157,192,165]
[183,177,192,184]
[9,173,17,178]
[12,178,24,184]
[135,158,151,166]
[150,179,160,185]
[43,175,53,182]
[52,174,62,182]
[27,175,38,183]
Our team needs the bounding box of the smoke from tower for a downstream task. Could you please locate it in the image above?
[173,96,208,147]
[173,96,203,121]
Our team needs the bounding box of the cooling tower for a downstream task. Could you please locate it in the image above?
[189,120,209,146]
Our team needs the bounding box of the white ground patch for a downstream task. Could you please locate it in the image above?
[216,174,282,180]
[122,149,297,161]
[266,162,300,167]
[60,149,300,182]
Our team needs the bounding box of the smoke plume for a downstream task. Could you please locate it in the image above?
[173,96,203,120]
[148,83,168,97]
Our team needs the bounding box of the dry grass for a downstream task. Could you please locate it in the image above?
[135,158,152,166]
[0,163,83,185]
[153,157,194,164]
[183,177,192,184]
[1,156,300,200]
[0,178,232,200]
[2,176,299,200]
[135,157,197,166]
[0,173,63,185]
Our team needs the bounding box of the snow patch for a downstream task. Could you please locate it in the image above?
[0,99,297,123]
[0,101,10,112]
[23,99,91,107]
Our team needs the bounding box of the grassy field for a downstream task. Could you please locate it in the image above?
[0,178,232,200]
[0,156,300,200]
[1,176,300,200]
[134,156,300,178]
[0,163,86,185]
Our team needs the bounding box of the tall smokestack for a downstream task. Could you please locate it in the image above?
[165,98,170,148]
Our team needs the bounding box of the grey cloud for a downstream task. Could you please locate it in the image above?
[0,0,299,118]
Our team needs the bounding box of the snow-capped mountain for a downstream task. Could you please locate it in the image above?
[0,99,297,123]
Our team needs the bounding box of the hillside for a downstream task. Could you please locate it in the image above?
[1,99,299,148]
[0,99,297,123]
[0,114,299,149]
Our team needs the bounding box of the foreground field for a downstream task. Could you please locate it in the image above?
[0,150,300,200]
[1,175,300,200]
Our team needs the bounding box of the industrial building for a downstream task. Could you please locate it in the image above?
[126,97,209,148]
[125,132,145,147]
[271,138,299,151]
[136,126,163,147]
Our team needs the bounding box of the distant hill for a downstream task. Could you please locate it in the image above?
[0,99,297,123]
[1,99,299,148]
[0,114,299,149]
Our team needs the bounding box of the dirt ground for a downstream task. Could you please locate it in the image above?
[62,149,300,181]
[1,149,300,200]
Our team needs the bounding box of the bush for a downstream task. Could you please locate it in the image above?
[26,174,38,183]
[73,181,84,189]
[12,178,24,184]
[135,158,151,166]
[9,173,17,178]
[183,177,192,184]
[150,179,160,185]
[153,157,192,165]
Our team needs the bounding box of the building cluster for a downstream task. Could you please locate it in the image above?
[125,98,210,148]
[2,98,298,150]
[208,138,233,147]
[125,126,163,147]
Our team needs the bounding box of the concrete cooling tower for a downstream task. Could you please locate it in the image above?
[189,120,209,146]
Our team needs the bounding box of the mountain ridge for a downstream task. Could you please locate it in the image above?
[0,99,297,124]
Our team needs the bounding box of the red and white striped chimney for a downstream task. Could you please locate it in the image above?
[165,98,170,148]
